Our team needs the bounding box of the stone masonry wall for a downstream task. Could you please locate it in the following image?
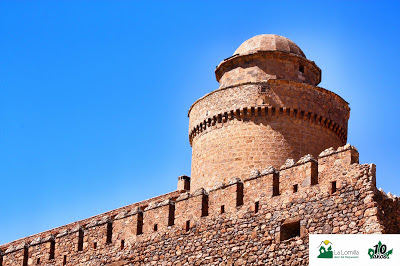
[215,52,321,87]
[188,79,349,192]
[375,189,400,234]
[190,116,341,192]
[1,144,396,265]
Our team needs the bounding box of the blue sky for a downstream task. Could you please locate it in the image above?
[1,1,399,244]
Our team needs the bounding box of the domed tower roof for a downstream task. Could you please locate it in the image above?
[234,34,306,58]
[215,34,320,86]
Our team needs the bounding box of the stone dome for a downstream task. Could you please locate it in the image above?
[234,34,306,58]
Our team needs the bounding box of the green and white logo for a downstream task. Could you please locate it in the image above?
[317,240,333,259]
[368,241,393,259]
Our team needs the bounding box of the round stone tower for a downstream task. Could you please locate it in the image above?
[188,34,350,192]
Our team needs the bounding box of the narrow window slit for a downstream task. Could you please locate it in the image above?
[236,182,244,206]
[121,240,125,250]
[153,224,158,232]
[93,242,97,249]
[49,240,55,260]
[201,194,209,217]
[106,222,113,244]
[77,229,84,251]
[185,220,190,232]
[137,211,143,235]
[220,205,225,214]
[293,184,298,193]
[168,203,175,226]
[63,255,67,265]
[272,173,280,197]
[311,163,318,185]
[23,247,28,266]
[254,201,259,213]
[331,181,337,194]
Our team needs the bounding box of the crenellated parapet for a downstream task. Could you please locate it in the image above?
[174,188,208,232]
[143,199,175,234]
[0,190,182,265]
[0,144,396,265]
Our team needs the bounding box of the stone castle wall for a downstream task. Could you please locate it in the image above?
[189,79,349,191]
[1,144,397,265]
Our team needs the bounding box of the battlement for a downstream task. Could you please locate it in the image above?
[1,144,396,265]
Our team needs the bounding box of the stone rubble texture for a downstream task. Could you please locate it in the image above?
[1,34,399,265]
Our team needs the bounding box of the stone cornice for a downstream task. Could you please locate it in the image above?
[214,50,321,84]
[188,79,349,117]
[189,104,347,146]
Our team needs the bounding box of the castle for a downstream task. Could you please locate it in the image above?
[1,34,399,265]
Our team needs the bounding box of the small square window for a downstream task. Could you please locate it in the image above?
[280,220,300,241]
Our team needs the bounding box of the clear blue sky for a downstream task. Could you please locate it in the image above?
[1,1,399,244]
